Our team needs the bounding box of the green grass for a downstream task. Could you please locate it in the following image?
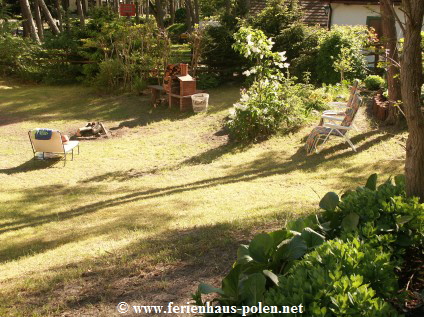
[0,79,407,316]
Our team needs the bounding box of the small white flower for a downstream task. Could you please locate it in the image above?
[242,70,251,76]
[283,63,290,68]
[251,47,260,53]
[241,94,249,102]
[278,52,287,62]
[250,68,257,74]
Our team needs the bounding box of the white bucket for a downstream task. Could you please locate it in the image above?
[191,93,209,112]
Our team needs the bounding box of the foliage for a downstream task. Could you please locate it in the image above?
[0,21,40,78]
[174,7,187,24]
[82,20,170,92]
[196,72,221,89]
[195,226,325,311]
[248,0,302,38]
[167,23,188,43]
[202,25,244,71]
[264,238,400,317]
[318,174,423,251]
[227,27,308,141]
[364,75,386,91]
[316,25,371,84]
[195,174,424,316]
[273,23,325,83]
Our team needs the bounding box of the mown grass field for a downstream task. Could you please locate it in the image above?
[0,79,407,316]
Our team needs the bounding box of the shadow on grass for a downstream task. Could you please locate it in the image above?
[0,158,60,174]
[0,206,175,264]
[1,213,292,316]
[0,129,395,238]
[0,85,193,128]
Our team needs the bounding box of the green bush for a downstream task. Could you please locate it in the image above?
[248,0,302,37]
[273,23,325,83]
[194,174,424,316]
[364,75,386,91]
[0,21,39,77]
[316,26,370,84]
[202,25,245,71]
[196,72,221,89]
[166,23,188,43]
[264,238,400,317]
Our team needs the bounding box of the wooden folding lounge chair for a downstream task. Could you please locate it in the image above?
[305,95,362,155]
[28,129,80,166]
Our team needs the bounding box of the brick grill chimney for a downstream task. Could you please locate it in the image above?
[180,63,188,76]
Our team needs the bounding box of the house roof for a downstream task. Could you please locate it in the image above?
[249,0,330,28]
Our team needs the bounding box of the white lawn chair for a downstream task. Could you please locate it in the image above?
[28,129,79,166]
[305,95,362,155]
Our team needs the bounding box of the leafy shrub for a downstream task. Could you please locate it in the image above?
[227,27,309,142]
[195,226,325,310]
[364,75,386,91]
[273,23,324,82]
[202,25,244,71]
[194,174,424,316]
[167,23,188,43]
[316,26,370,84]
[174,8,186,24]
[0,21,39,77]
[303,87,332,112]
[83,20,170,92]
[196,72,221,89]
[248,0,302,37]
[264,238,400,317]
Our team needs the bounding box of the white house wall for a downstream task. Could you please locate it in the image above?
[330,3,421,39]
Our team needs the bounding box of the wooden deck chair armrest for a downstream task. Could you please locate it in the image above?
[321,115,344,121]
[323,123,353,130]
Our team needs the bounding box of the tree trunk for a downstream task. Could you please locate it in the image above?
[401,0,424,201]
[54,0,63,32]
[82,0,87,15]
[76,0,85,27]
[193,0,199,24]
[184,0,192,31]
[380,0,402,125]
[170,0,175,24]
[155,0,164,28]
[38,0,61,34]
[19,0,41,43]
[135,1,140,23]
[33,0,44,41]
[113,0,118,14]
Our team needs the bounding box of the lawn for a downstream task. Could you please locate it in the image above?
[0,79,407,316]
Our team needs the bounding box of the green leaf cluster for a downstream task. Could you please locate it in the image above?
[264,238,400,317]
[195,225,325,312]
[195,174,424,316]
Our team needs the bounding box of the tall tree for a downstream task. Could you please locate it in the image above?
[380,0,402,125]
[76,0,85,27]
[185,0,192,31]
[155,0,165,28]
[19,0,40,44]
[193,0,199,24]
[399,0,424,201]
[38,0,61,34]
[54,0,63,31]
[170,0,175,24]
[33,0,44,40]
